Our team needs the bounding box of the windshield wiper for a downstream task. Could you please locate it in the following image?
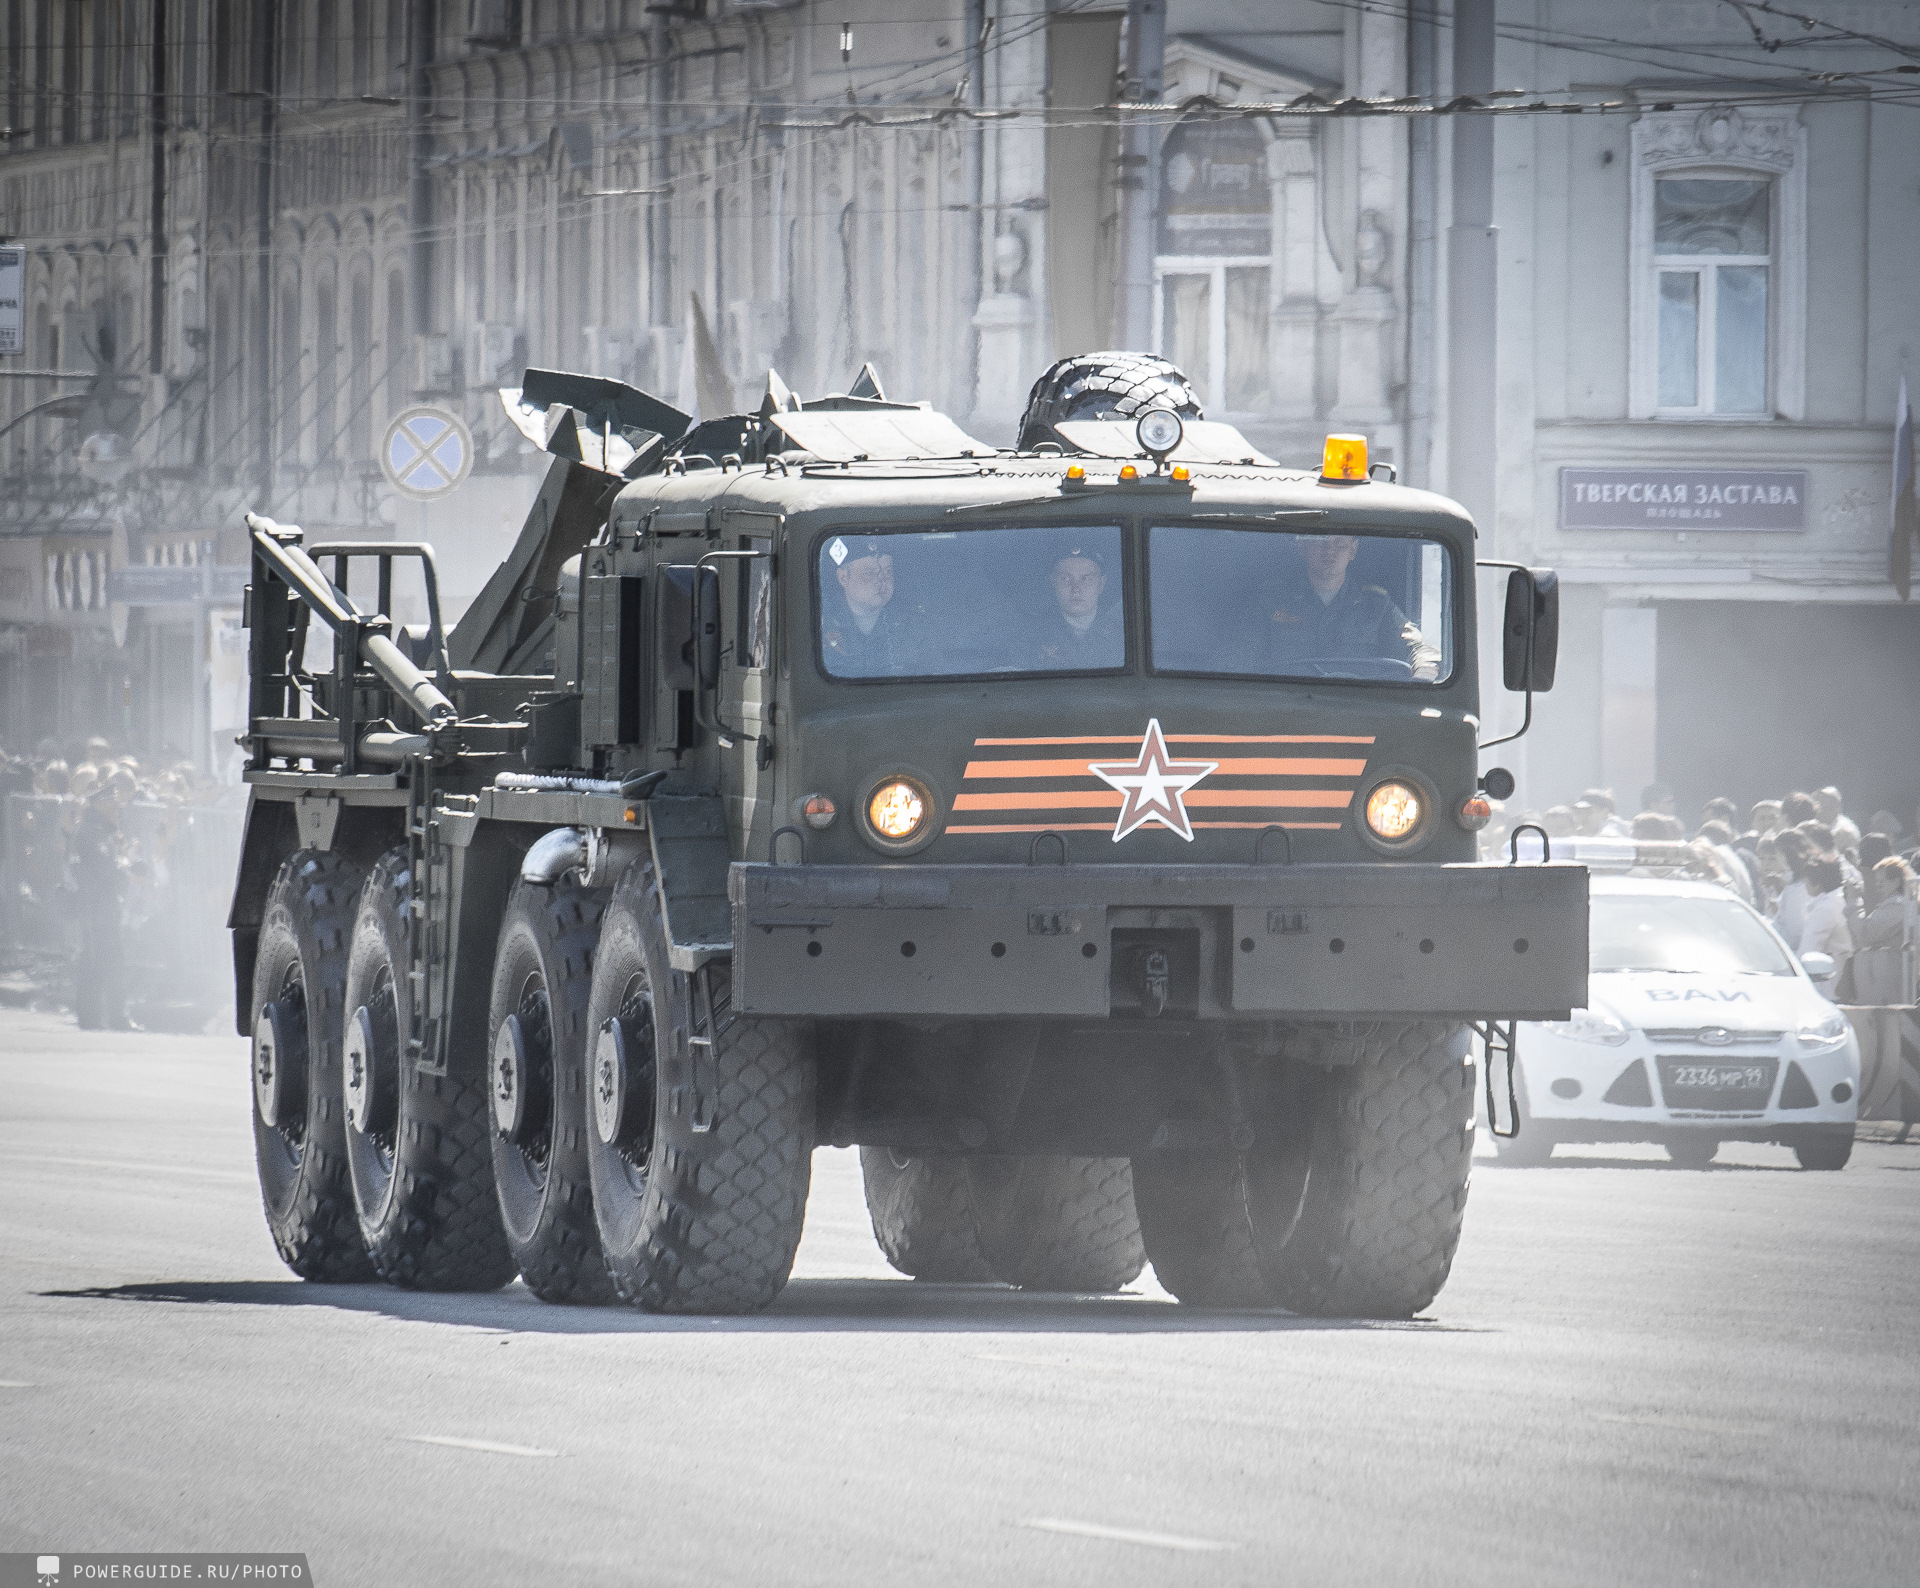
[1188,509,1329,523]
[944,488,1139,517]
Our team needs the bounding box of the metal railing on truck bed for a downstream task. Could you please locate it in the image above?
[243,515,474,775]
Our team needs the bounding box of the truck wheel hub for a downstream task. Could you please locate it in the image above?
[593,1015,655,1161]
[492,1014,536,1142]
[592,1020,627,1145]
[344,1004,394,1136]
[253,999,305,1130]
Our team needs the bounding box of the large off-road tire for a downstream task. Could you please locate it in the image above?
[342,848,515,1291]
[860,1149,996,1282]
[1016,351,1205,450]
[1130,1147,1284,1310]
[1133,1023,1476,1318]
[488,877,614,1304]
[967,1156,1147,1292]
[249,850,375,1281]
[1789,1124,1854,1171]
[585,861,815,1313]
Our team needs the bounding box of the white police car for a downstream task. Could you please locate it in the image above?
[1497,874,1859,1170]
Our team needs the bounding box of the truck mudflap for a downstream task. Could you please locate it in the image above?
[730,861,1588,1021]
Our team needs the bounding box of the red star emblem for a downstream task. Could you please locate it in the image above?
[1088,719,1218,843]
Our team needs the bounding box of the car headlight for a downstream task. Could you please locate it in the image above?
[1796,1010,1850,1052]
[867,779,927,842]
[1365,781,1423,842]
[1542,1008,1631,1046]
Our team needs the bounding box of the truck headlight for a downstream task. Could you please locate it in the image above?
[1542,1008,1631,1046]
[1796,1011,1849,1052]
[1365,781,1423,842]
[868,779,927,841]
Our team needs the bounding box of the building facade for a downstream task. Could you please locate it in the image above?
[1,2,1915,820]
[1490,3,1920,824]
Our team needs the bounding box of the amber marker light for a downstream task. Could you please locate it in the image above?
[801,793,838,831]
[1119,464,1140,481]
[1457,793,1494,831]
[1320,433,1369,481]
[1171,464,1191,482]
[1365,780,1423,842]
[867,780,926,841]
[1065,463,1086,481]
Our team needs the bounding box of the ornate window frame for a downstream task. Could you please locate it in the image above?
[1629,105,1805,421]
[1155,42,1345,424]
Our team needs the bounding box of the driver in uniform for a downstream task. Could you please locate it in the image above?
[821,537,919,676]
[1264,535,1441,679]
[1031,545,1123,668]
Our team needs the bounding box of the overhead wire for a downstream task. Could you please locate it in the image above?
[1297,0,1920,91]
[6,3,1918,366]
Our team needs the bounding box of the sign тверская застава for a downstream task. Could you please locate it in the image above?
[1558,467,1808,531]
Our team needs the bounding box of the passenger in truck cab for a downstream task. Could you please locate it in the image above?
[1264,534,1441,680]
[821,538,919,677]
[1030,545,1123,669]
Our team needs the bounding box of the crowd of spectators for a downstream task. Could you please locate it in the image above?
[1,735,241,1030]
[0,735,232,809]
[1499,780,1917,1004]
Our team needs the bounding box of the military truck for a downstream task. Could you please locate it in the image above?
[230,352,1586,1318]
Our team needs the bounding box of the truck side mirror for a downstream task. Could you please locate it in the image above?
[656,565,721,692]
[1502,568,1559,693]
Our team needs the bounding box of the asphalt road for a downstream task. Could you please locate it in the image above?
[2,1007,1917,1587]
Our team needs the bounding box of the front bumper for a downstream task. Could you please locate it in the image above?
[730,860,1587,1020]
[1518,1031,1861,1135]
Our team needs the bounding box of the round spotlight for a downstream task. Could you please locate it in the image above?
[1136,407,1185,460]
[1365,781,1424,843]
[868,779,927,842]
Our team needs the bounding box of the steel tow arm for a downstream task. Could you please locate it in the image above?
[246,513,459,730]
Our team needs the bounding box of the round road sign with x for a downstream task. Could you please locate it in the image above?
[381,405,474,500]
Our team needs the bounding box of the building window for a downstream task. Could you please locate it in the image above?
[1628,107,1804,422]
[1156,265,1271,414]
[1153,117,1271,415]
[315,272,337,461]
[1654,177,1769,415]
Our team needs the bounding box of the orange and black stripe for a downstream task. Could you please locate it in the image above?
[946,733,1375,836]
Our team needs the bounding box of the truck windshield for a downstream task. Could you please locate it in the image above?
[816,525,1126,680]
[1149,526,1452,683]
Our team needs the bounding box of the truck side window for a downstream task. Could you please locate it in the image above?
[741,537,772,670]
[1148,525,1452,684]
[816,524,1126,681]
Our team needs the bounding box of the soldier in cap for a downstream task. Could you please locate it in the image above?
[1264,535,1441,680]
[1031,544,1124,669]
[821,536,920,677]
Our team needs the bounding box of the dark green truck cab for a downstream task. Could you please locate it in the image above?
[230,357,1585,1319]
